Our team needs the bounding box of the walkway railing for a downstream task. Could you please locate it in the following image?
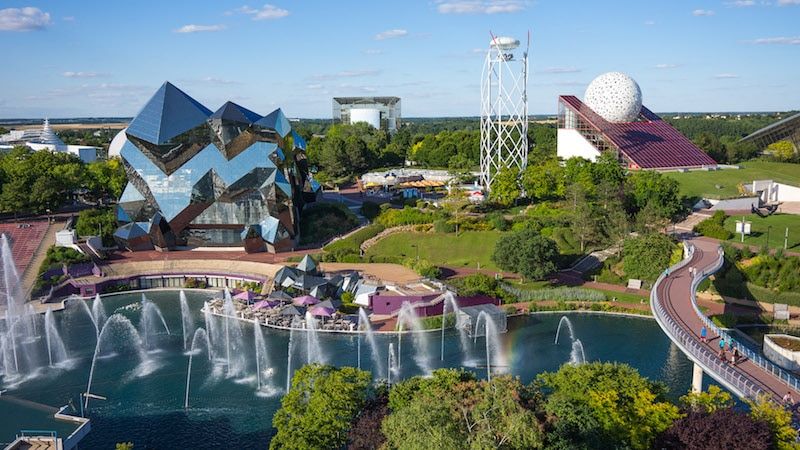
[685,246,800,393]
[650,245,764,399]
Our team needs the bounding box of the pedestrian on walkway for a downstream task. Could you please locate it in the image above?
[700,326,707,343]
[665,267,671,276]
[718,347,726,361]
[731,347,740,365]
[784,391,795,406]
[719,337,726,350]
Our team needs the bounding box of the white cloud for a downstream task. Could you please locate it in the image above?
[0,7,51,31]
[654,63,681,69]
[540,67,581,74]
[643,20,656,25]
[726,0,756,6]
[778,0,800,4]
[311,70,381,81]
[363,49,384,55]
[374,29,408,40]
[200,77,239,85]
[437,1,526,14]
[750,36,800,44]
[174,24,225,33]
[63,71,105,78]
[62,16,75,21]
[234,4,289,20]
[306,84,323,90]
[714,73,739,79]
[692,9,715,16]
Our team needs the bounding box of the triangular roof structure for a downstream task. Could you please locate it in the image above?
[126,81,212,145]
[255,108,291,137]
[210,101,262,124]
[297,254,318,273]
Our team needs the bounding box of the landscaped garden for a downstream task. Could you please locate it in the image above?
[365,229,502,270]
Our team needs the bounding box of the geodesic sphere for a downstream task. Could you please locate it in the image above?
[583,72,642,123]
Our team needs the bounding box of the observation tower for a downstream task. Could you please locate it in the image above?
[480,33,529,191]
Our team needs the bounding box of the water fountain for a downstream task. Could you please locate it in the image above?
[554,316,585,365]
[440,292,471,364]
[474,311,504,380]
[203,302,219,362]
[554,316,575,345]
[184,327,209,409]
[73,297,98,335]
[139,294,171,350]
[397,302,432,375]
[43,308,68,367]
[358,308,382,375]
[85,314,152,409]
[304,311,324,365]
[91,294,107,331]
[253,318,274,394]
[179,291,194,351]
[222,293,247,377]
[387,342,396,385]
[285,316,297,392]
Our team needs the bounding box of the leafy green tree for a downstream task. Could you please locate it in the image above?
[767,140,797,162]
[76,208,117,245]
[522,158,564,201]
[694,132,727,163]
[678,385,733,413]
[563,157,596,196]
[604,199,630,257]
[490,166,521,208]
[625,170,682,220]
[567,184,599,253]
[271,364,372,450]
[86,158,127,200]
[746,394,799,450]
[492,229,558,280]
[383,371,543,449]
[538,362,680,450]
[622,233,675,281]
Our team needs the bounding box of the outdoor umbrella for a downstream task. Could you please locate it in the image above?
[252,300,278,310]
[279,304,306,316]
[309,305,335,317]
[268,290,293,302]
[292,294,319,306]
[234,290,258,302]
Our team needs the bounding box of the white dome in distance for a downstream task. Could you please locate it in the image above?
[583,72,642,123]
[108,128,127,157]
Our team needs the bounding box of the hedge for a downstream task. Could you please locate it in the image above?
[501,285,606,302]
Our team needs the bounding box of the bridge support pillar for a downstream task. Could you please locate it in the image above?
[692,362,703,393]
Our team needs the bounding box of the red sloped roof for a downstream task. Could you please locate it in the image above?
[559,95,717,169]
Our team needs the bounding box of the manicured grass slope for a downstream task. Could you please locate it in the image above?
[365,231,502,270]
[665,161,800,199]
[722,213,800,251]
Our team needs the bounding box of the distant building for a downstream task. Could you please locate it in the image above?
[0,119,98,163]
[332,96,401,132]
[557,72,717,171]
[740,112,800,151]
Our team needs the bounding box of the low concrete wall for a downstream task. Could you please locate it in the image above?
[763,334,800,371]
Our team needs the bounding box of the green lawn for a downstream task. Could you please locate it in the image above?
[665,161,800,200]
[722,213,800,251]
[365,230,503,270]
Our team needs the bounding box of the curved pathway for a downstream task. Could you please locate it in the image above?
[651,238,800,402]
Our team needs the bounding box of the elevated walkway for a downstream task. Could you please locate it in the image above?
[651,238,800,401]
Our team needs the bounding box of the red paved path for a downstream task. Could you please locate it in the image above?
[656,238,800,402]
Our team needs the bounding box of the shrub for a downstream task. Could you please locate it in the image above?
[360,201,380,221]
[40,246,89,270]
[492,229,558,280]
[376,206,437,227]
[501,285,605,302]
[299,202,359,245]
[654,408,772,450]
[623,233,675,282]
[76,208,117,245]
[694,211,732,240]
[487,212,510,231]
[323,224,385,260]
[433,218,455,233]
[406,258,440,279]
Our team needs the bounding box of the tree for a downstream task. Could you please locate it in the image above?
[490,166,521,208]
[383,371,544,449]
[604,199,630,257]
[767,140,797,162]
[76,208,117,245]
[654,408,772,450]
[622,233,676,281]
[678,385,733,413]
[563,157,595,196]
[115,443,134,450]
[86,158,127,200]
[537,362,680,450]
[746,394,799,450]
[271,364,372,450]
[567,184,599,253]
[348,394,389,450]
[625,170,682,220]
[360,201,380,222]
[522,158,564,201]
[694,132,726,163]
[492,229,558,280]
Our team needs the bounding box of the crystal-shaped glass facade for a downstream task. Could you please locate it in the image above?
[114,82,320,252]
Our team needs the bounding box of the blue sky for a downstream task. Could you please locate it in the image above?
[0,0,798,118]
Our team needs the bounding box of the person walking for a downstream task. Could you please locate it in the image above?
[731,347,740,365]
[783,391,795,406]
[719,337,726,350]
[700,326,707,343]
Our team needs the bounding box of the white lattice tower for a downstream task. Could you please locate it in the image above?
[480,34,529,191]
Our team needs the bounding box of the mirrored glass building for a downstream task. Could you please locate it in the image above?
[112,82,320,253]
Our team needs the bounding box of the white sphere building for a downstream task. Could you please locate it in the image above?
[555,72,717,171]
[583,72,642,123]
